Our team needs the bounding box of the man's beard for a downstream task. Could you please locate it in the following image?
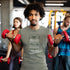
[30,19,37,26]
[64,23,68,27]
[31,24,37,26]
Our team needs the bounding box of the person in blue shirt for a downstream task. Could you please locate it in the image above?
[53,15,70,70]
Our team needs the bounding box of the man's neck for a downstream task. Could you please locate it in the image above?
[30,25,40,30]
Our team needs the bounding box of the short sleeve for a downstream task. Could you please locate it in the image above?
[48,28,53,37]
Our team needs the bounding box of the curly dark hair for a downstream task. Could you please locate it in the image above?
[24,3,45,20]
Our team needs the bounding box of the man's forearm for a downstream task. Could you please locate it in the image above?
[47,43,59,57]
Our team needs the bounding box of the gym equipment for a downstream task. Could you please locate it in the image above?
[0,56,22,64]
[47,31,69,45]
[54,11,57,29]
[47,31,69,59]
[0,56,10,64]
[0,56,3,63]
[62,31,69,42]
[47,34,53,59]
[47,34,53,45]
[48,10,53,28]
[18,57,22,64]
[2,29,21,44]
[2,29,9,39]
[48,53,53,59]
[13,34,21,44]
[7,58,11,64]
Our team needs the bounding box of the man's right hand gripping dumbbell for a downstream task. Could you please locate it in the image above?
[2,29,21,44]
[47,31,69,57]
[48,31,69,46]
[47,34,62,58]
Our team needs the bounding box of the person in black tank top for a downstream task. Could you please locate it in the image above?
[53,15,70,70]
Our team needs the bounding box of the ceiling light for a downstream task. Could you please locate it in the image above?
[18,0,25,4]
[0,4,1,6]
[45,4,64,6]
[18,0,30,5]
[45,1,67,3]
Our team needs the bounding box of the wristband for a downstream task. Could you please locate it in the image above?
[53,43,58,47]
[21,57,23,59]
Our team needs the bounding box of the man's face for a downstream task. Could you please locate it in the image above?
[64,17,70,27]
[28,10,41,26]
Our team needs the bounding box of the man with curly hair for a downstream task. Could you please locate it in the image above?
[19,3,53,70]
[3,2,62,70]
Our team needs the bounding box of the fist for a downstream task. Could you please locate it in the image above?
[6,32,14,39]
[54,34,63,44]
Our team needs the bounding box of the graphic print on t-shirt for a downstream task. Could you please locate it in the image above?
[29,35,42,54]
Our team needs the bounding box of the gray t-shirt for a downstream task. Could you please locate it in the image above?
[19,26,52,70]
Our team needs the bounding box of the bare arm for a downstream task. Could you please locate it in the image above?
[48,27,59,57]
[53,27,58,36]
[5,41,12,58]
[47,43,59,57]
[2,41,12,62]
[6,30,14,39]
[20,47,24,59]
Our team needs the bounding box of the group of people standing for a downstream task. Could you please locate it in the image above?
[2,2,70,70]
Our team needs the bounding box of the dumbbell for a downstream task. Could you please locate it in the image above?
[18,57,23,64]
[47,34,53,59]
[2,29,21,44]
[47,53,53,59]
[13,34,21,44]
[62,31,69,42]
[65,34,70,42]
[0,56,11,64]
[0,56,22,64]
[47,31,69,46]
[2,29,9,39]
[47,31,69,59]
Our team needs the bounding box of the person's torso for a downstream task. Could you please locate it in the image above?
[19,26,51,70]
[10,30,22,57]
[57,26,70,56]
